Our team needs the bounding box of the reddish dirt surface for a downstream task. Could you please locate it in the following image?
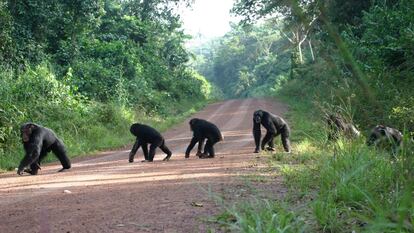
[0,98,288,233]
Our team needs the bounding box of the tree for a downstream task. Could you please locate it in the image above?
[232,0,320,79]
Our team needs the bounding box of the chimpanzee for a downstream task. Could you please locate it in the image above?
[185,118,223,159]
[253,110,291,153]
[367,125,403,154]
[325,114,360,140]
[17,123,71,175]
[129,123,172,162]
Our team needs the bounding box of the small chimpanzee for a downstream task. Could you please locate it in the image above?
[129,123,172,162]
[325,114,360,141]
[367,125,403,154]
[253,110,291,153]
[185,118,223,159]
[17,123,71,175]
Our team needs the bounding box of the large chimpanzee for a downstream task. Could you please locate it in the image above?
[325,114,360,140]
[253,110,291,153]
[185,118,223,159]
[367,125,403,154]
[128,123,172,162]
[17,123,71,175]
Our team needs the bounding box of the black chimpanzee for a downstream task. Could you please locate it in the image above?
[185,118,223,159]
[367,125,403,154]
[17,123,71,175]
[129,123,172,162]
[253,110,291,153]
[325,114,360,141]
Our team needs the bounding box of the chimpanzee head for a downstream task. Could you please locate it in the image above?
[20,123,38,143]
[253,110,264,124]
[366,125,387,146]
[189,118,200,131]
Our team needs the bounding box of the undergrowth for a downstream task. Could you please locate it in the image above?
[0,65,209,171]
[215,96,413,232]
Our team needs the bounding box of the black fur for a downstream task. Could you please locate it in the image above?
[129,123,172,162]
[253,110,291,153]
[326,114,360,140]
[185,118,223,159]
[17,123,71,175]
[367,125,403,154]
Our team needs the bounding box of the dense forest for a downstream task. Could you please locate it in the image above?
[191,0,414,232]
[193,0,413,134]
[0,0,215,169]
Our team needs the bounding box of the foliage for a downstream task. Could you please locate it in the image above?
[196,0,414,231]
[0,0,216,170]
[274,96,414,232]
[216,199,305,233]
[191,21,291,98]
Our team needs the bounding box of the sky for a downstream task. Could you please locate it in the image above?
[178,0,238,47]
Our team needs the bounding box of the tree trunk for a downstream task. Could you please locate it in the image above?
[298,41,303,64]
[309,39,315,62]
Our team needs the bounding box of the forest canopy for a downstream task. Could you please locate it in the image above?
[0,0,214,169]
[192,0,413,133]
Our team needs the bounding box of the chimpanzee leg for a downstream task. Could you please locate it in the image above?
[51,139,71,172]
[261,131,275,150]
[142,143,149,161]
[266,132,279,151]
[281,125,291,153]
[197,138,205,156]
[148,144,158,162]
[160,140,172,161]
[202,139,216,158]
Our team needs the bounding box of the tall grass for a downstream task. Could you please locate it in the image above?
[277,96,414,232]
[215,94,413,232]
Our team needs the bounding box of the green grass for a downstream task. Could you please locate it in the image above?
[215,94,413,232]
[0,98,208,172]
[215,199,305,233]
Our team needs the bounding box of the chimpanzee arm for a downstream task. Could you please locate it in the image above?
[129,138,142,162]
[17,141,42,175]
[264,117,277,134]
[253,120,261,153]
[185,137,199,157]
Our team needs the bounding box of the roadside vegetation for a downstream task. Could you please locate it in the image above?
[191,0,414,232]
[214,95,413,232]
[0,0,219,171]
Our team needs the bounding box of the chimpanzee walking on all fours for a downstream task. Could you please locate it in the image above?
[185,118,223,159]
[129,123,172,162]
[253,110,291,153]
[17,122,71,175]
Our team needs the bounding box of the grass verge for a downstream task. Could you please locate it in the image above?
[214,95,413,232]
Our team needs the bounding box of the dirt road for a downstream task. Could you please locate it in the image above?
[0,98,288,233]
